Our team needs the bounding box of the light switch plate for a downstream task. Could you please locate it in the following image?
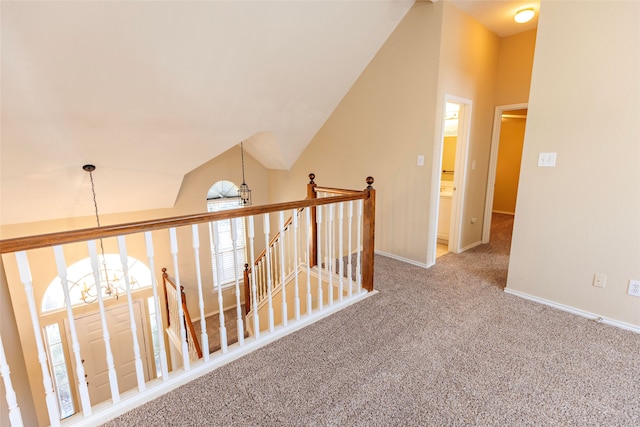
[417,155,424,166]
[538,152,557,167]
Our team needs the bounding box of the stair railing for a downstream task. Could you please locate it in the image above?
[162,268,202,361]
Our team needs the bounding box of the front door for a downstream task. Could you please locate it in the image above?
[67,300,150,405]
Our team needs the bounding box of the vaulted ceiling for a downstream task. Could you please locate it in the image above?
[1,0,538,227]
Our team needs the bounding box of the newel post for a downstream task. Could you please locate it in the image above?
[243,263,251,314]
[307,173,318,267]
[361,177,376,292]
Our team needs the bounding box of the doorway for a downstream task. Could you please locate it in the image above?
[430,95,472,264]
[66,300,152,406]
[483,103,528,243]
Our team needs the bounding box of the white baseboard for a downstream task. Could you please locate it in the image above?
[504,287,640,334]
[459,240,482,253]
[375,250,429,269]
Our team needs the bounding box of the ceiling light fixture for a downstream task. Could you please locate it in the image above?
[238,142,252,206]
[514,8,535,24]
[82,164,122,303]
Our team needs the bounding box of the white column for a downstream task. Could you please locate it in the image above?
[305,208,313,316]
[169,228,190,370]
[278,211,288,327]
[292,210,301,320]
[316,204,323,311]
[247,216,260,338]
[117,237,146,390]
[191,225,209,361]
[15,252,60,426]
[231,219,244,346]
[264,214,275,332]
[0,335,23,427]
[87,241,120,401]
[144,232,169,380]
[53,246,92,416]
[211,222,228,353]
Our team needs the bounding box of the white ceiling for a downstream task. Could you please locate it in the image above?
[0,0,538,227]
[449,0,540,37]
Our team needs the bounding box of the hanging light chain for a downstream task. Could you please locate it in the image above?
[241,141,247,184]
[83,164,115,299]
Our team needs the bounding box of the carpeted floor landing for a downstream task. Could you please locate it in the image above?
[104,214,640,426]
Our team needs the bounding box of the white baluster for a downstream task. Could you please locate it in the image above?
[348,201,354,297]
[316,204,323,311]
[169,228,190,370]
[191,225,209,361]
[279,211,288,327]
[0,335,23,427]
[357,200,363,291]
[338,202,344,302]
[144,232,169,379]
[211,222,228,353]
[117,237,146,390]
[264,214,275,332]
[327,204,334,306]
[270,246,277,289]
[53,246,92,415]
[231,219,245,346]
[292,210,300,320]
[306,208,312,315]
[87,241,120,401]
[15,252,60,426]
[248,216,260,338]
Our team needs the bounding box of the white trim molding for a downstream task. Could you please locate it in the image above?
[375,250,430,269]
[504,287,640,334]
[483,103,528,244]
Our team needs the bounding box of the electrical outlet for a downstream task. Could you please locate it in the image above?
[628,279,640,297]
[593,273,606,288]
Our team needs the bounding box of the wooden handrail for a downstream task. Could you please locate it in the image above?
[0,193,365,254]
[312,186,362,196]
[161,268,203,359]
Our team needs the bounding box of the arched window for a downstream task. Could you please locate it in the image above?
[207,180,246,289]
[41,255,151,312]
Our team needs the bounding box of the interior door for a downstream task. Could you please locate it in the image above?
[67,299,150,405]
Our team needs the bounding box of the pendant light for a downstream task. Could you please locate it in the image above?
[82,164,119,302]
[239,142,252,206]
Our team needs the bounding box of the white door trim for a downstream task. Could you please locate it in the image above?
[482,103,528,243]
[427,94,473,266]
[447,95,472,254]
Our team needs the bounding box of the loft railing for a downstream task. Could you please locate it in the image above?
[0,174,375,427]
[243,174,375,325]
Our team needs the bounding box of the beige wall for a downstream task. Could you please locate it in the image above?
[493,115,526,214]
[269,2,444,264]
[441,136,456,182]
[507,1,640,326]
[494,29,537,106]
[436,2,500,250]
